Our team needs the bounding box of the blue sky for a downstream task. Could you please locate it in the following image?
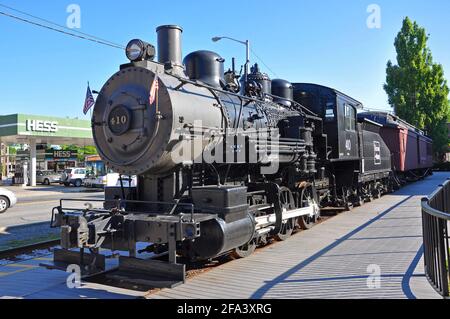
[0,0,449,119]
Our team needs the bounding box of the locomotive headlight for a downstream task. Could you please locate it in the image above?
[125,39,155,62]
[126,39,143,61]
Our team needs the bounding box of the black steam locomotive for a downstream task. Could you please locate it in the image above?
[47,25,429,287]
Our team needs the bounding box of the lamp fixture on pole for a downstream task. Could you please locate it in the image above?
[212,36,250,86]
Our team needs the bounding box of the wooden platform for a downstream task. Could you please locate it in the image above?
[148,173,449,299]
[0,173,448,299]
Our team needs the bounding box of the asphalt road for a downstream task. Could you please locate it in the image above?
[0,190,104,228]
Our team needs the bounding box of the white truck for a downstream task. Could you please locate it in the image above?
[84,173,137,188]
[60,168,87,187]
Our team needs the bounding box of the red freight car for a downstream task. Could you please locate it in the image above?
[358,112,433,177]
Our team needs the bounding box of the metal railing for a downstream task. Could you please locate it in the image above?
[422,178,450,297]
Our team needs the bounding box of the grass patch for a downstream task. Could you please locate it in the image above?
[0,233,60,251]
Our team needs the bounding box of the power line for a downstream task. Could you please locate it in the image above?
[0,3,125,49]
[0,3,282,79]
[250,48,279,78]
[0,7,124,50]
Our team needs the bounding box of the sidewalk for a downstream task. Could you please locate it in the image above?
[148,172,449,299]
[0,173,447,299]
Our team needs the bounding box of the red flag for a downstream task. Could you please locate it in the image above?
[149,74,159,105]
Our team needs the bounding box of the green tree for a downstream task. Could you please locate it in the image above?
[61,145,98,162]
[8,146,17,155]
[78,146,98,162]
[384,17,450,157]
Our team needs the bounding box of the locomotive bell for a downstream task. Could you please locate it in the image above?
[247,63,271,96]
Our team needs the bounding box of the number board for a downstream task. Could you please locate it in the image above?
[108,105,132,136]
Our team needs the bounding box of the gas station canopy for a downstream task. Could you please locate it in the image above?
[0,114,94,186]
[0,114,93,145]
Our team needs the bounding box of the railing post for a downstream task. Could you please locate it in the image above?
[445,181,450,213]
[437,218,449,296]
[422,198,428,273]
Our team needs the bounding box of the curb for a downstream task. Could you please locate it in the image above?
[14,189,104,196]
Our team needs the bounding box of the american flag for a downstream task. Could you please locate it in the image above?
[83,83,95,115]
[149,74,159,106]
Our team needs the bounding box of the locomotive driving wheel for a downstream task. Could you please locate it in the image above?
[275,187,296,241]
[298,186,320,230]
[232,240,257,259]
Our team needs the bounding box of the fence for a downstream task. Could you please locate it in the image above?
[422,178,450,297]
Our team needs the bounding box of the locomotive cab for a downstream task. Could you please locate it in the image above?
[293,83,362,162]
[291,84,392,208]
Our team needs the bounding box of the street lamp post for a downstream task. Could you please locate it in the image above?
[212,36,250,85]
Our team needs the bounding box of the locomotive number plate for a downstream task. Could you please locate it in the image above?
[108,105,132,136]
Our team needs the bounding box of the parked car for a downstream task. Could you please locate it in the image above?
[60,168,87,187]
[108,173,137,188]
[83,175,104,188]
[0,188,17,214]
[83,170,106,189]
[84,173,137,189]
[36,170,61,185]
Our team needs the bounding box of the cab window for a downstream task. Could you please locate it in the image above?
[344,104,356,131]
[324,102,336,122]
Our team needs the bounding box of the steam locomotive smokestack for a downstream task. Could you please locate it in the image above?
[156,25,183,70]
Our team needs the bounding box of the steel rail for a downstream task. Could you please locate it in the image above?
[0,239,60,260]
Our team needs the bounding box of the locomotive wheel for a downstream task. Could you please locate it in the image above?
[276,218,295,241]
[343,188,352,211]
[298,186,319,230]
[279,187,296,210]
[231,241,257,259]
[365,188,373,202]
[374,189,382,199]
[344,201,352,211]
[275,187,296,241]
[299,214,317,230]
[356,196,365,207]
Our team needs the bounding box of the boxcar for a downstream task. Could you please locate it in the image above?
[358,112,433,175]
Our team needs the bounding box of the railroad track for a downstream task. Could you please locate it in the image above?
[0,210,337,292]
[0,239,60,260]
[0,208,339,265]
[0,209,352,297]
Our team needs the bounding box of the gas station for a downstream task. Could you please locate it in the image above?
[0,114,94,186]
